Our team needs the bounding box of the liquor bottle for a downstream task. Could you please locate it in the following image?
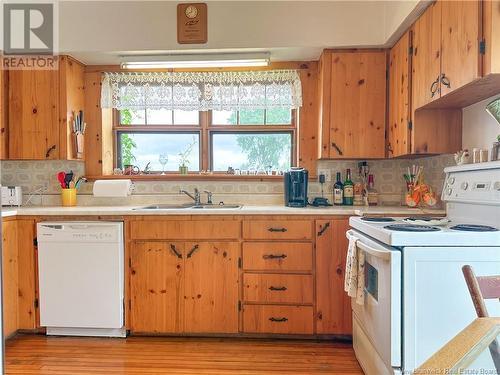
[343,168,354,205]
[333,172,344,205]
[367,174,379,206]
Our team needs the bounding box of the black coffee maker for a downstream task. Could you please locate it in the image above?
[284,168,308,207]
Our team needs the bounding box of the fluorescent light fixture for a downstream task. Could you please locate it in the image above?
[120,53,270,69]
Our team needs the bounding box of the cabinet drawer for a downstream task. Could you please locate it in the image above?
[243,220,312,240]
[242,242,312,272]
[243,305,313,334]
[130,220,240,240]
[243,274,313,304]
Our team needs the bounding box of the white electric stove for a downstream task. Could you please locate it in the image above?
[347,161,500,375]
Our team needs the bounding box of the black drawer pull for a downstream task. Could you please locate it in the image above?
[186,244,199,258]
[269,317,288,323]
[269,286,287,291]
[169,244,182,259]
[268,227,287,233]
[263,254,287,260]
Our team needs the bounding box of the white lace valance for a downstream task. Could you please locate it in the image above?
[100,70,302,111]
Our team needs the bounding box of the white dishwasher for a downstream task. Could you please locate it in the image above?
[37,221,125,337]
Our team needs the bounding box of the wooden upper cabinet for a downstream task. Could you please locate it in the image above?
[412,1,442,110]
[59,56,85,160]
[483,0,500,75]
[440,0,481,97]
[7,56,85,160]
[318,50,386,159]
[8,68,60,159]
[388,31,412,157]
[0,67,7,159]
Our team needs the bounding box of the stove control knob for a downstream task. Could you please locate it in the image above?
[448,177,455,185]
[461,182,469,190]
[494,181,500,191]
[447,188,453,195]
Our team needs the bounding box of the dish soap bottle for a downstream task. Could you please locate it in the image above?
[343,169,354,205]
[367,174,379,206]
[333,172,344,205]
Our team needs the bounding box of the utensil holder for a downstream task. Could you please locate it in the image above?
[74,133,84,159]
[61,188,77,207]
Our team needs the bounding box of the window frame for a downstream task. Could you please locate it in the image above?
[113,109,297,173]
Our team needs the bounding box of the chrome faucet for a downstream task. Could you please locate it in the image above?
[180,188,201,205]
[204,190,213,204]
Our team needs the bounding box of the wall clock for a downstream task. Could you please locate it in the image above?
[177,3,207,44]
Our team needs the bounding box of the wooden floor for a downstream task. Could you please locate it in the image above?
[5,334,363,375]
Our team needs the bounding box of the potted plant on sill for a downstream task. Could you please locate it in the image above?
[178,137,197,175]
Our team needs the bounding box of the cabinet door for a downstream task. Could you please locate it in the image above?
[412,1,442,109]
[183,242,239,333]
[388,31,412,157]
[0,68,7,159]
[2,221,18,337]
[315,219,352,335]
[130,242,184,333]
[8,69,59,159]
[440,0,481,97]
[17,220,37,330]
[329,51,386,158]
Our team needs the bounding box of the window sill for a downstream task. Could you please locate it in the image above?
[86,173,284,182]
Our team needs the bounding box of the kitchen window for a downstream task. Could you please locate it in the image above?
[103,70,302,174]
[114,108,295,173]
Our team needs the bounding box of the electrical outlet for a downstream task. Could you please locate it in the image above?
[318,169,331,182]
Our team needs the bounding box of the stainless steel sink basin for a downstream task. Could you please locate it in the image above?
[133,203,195,210]
[191,204,242,209]
[133,203,242,210]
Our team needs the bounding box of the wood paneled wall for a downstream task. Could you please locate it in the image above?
[84,62,320,177]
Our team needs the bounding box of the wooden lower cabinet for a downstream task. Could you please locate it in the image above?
[2,219,37,338]
[315,219,352,335]
[242,305,313,334]
[2,220,18,337]
[183,242,239,333]
[128,216,351,337]
[130,240,239,334]
[130,241,184,333]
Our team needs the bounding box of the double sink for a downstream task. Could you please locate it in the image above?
[133,203,242,210]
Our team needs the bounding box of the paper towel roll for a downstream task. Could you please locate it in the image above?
[93,179,133,197]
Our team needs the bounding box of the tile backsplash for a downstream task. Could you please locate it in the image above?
[0,154,454,207]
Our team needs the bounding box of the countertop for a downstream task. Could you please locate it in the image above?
[1,205,445,217]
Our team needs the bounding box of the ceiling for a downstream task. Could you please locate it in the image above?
[58,0,429,65]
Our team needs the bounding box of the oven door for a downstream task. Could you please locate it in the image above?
[347,229,402,369]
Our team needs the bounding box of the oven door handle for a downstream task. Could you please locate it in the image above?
[346,231,392,262]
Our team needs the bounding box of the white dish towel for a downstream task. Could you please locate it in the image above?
[344,234,366,305]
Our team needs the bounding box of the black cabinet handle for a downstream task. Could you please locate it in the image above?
[440,73,451,88]
[186,244,199,258]
[263,254,287,260]
[331,142,343,156]
[268,227,287,233]
[317,222,331,237]
[45,144,56,158]
[269,286,287,291]
[430,76,440,98]
[169,244,182,259]
[269,317,288,322]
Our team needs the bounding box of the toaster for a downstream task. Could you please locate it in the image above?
[1,186,23,206]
